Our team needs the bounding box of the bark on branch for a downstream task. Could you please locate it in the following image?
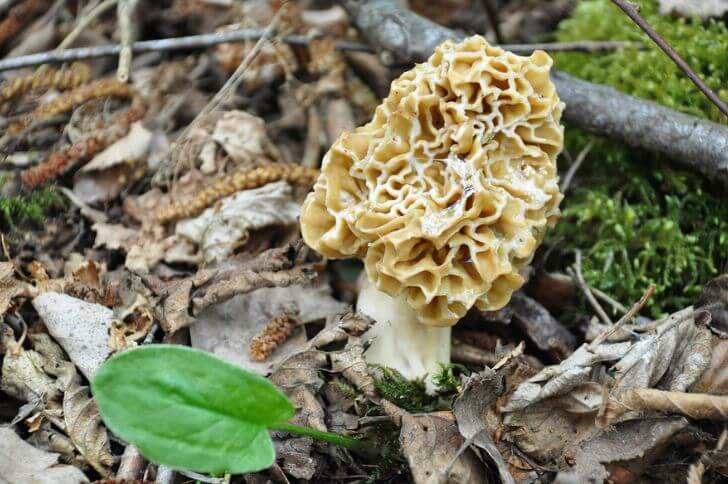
[340,0,728,186]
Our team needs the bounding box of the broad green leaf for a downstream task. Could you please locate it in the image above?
[92,345,294,474]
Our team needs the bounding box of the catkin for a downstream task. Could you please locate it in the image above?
[9,78,134,134]
[249,314,299,361]
[0,0,51,49]
[21,102,146,188]
[0,63,91,105]
[156,164,319,223]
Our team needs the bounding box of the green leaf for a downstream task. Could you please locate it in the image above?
[92,345,295,474]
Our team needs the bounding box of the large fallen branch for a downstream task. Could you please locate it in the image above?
[340,0,728,186]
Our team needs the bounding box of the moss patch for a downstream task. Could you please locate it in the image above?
[0,176,65,233]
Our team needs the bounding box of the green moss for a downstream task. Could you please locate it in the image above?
[370,365,443,413]
[432,363,469,394]
[554,0,728,123]
[0,177,65,232]
[546,1,728,317]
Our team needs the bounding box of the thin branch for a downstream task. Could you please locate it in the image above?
[610,0,728,118]
[588,283,655,350]
[479,0,502,44]
[0,30,640,73]
[58,0,118,50]
[568,250,613,326]
[560,139,594,192]
[591,286,629,314]
[116,0,138,82]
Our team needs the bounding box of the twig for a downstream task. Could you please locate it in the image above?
[610,0,728,118]
[591,286,629,314]
[568,250,613,326]
[338,0,728,186]
[0,30,641,73]
[116,0,138,82]
[58,0,118,50]
[588,283,655,350]
[559,139,594,193]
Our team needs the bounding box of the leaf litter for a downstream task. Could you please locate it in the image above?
[0,1,727,483]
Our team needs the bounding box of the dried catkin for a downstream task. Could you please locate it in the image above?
[0,63,91,105]
[0,0,51,49]
[21,103,146,188]
[249,314,299,361]
[156,164,318,223]
[9,78,134,134]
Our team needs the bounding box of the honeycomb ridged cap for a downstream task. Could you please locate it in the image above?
[301,35,564,326]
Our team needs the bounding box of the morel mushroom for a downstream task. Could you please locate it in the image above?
[300,35,564,385]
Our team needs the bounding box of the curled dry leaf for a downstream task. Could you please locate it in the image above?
[605,389,728,423]
[176,181,301,263]
[32,292,113,380]
[0,427,89,484]
[210,110,274,165]
[0,261,27,316]
[63,384,115,477]
[73,121,153,205]
[1,326,59,403]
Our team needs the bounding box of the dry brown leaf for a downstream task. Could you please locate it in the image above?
[400,411,488,484]
[92,222,139,251]
[0,261,26,316]
[175,181,301,262]
[0,427,89,484]
[63,384,115,477]
[555,417,688,482]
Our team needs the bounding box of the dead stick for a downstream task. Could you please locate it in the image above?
[569,250,613,326]
[610,0,728,118]
[338,0,728,186]
[116,0,138,82]
[589,283,655,350]
[0,31,640,73]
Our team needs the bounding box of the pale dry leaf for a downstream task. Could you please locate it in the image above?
[210,110,271,165]
[658,0,728,18]
[330,342,376,398]
[0,262,24,316]
[63,384,115,477]
[92,222,139,251]
[1,338,58,403]
[554,417,688,483]
[400,412,488,484]
[32,292,113,380]
[73,122,153,204]
[0,427,89,484]
[175,181,301,262]
[691,337,728,395]
[452,368,514,484]
[191,283,346,374]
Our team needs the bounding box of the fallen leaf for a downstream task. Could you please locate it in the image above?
[0,261,26,316]
[211,110,273,164]
[32,292,114,380]
[0,427,89,484]
[72,122,153,204]
[191,283,346,374]
[92,222,139,251]
[63,384,115,477]
[176,181,301,262]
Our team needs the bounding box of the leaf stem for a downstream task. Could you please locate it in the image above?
[270,422,364,449]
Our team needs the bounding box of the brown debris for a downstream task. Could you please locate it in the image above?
[155,164,319,224]
[0,0,51,50]
[9,78,135,135]
[21,102,146,188]
[249,313,300,361]
[0,63,91,106]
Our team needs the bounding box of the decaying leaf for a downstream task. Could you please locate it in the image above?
[176,181,301,262]
[400,411,488,484]
[73,122,153,204]
[0,261,27,316]
[1,328,59,403]
[158,241,319,333]
[92,222,139,251]
[63,385,115,477]
[210,110,275,165]
[191,282,346,374]
[555,417,688,483]
[0,427,89,484]
[32,292,113,380]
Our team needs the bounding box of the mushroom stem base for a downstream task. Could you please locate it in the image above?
[357,281,451,393]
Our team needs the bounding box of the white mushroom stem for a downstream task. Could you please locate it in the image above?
[357,279,451,393]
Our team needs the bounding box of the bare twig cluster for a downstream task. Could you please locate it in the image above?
[156,164,319,224]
